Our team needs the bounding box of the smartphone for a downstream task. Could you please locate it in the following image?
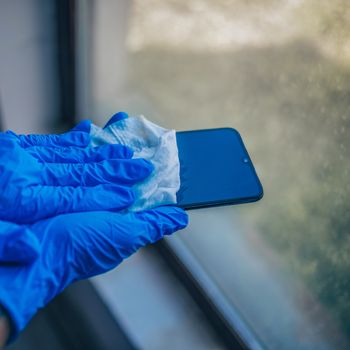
[176,128,263,209]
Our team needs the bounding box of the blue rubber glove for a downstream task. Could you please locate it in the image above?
[0,123,92,263]
[0,120,153,263]
[0,206,188,342]
[6,120,92,149]
[0,129,153,224]
[0,221,40,264]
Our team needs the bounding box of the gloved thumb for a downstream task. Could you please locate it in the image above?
[0,221,41,264]
[70,120,92,133]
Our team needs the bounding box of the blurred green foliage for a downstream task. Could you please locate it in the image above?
[129,0,350,339]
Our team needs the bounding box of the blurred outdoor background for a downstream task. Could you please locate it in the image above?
[91,1,350,348]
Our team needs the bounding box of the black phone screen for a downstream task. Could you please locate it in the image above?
[176,128,263,209]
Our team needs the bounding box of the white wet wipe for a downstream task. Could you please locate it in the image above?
[90,115,180,211]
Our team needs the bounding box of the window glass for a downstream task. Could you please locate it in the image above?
[87,1,350,349]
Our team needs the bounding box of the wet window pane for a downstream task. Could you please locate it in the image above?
[89,1,350,349]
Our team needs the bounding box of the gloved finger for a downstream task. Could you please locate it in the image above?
[134,206,189,242]
[50,206,188,277]
[94,206,188,261]
[13,184,135,223]
[11,130,90,148]
[42,158,153,186]
[95,206,188,264]
[0,221,40,263]
[27,143,133,163]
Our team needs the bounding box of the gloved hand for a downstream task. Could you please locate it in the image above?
[0,127,153,224]
[0,122,91,263]
[0,206,188,342]
[0,120,153,264]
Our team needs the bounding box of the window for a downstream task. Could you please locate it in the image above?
[77,1,350,349]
